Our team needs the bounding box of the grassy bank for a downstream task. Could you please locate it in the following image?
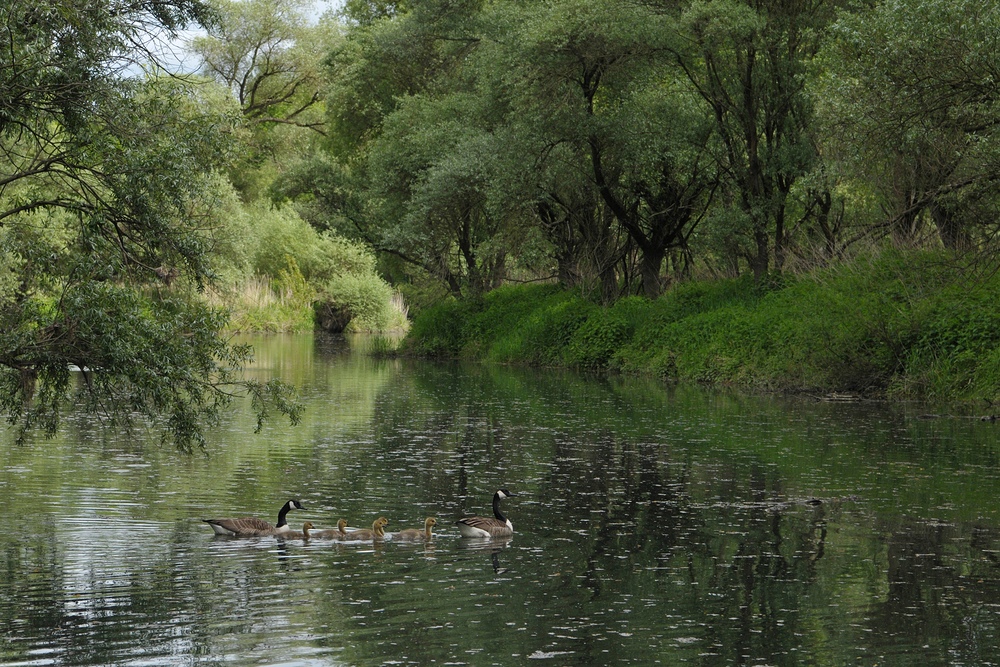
[403,251,1000,402]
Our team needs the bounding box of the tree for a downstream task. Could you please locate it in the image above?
[192,0,328,131]
[673,0,837,279]
[364,92,538,298]
[817,0,1000,252]
[340,0,409,27]
[491,0,717,298]
[292,0,534,299]
[0,0,300,450]
[191,0,334,197]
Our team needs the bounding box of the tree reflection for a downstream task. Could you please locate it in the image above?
[8,342,1000,666]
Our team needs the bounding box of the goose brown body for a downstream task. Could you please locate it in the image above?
[277,522,315,540]
[343,517,388,540]
[202,499,305,537]
[310,518,350,539]
[396,517,437,540]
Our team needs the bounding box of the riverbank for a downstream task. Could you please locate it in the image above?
[402,250,1000,403]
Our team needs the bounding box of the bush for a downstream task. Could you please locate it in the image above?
[322,271,395,332]
[487,291,596,364]
[566,297,649,369]
[403,298,481,356]
[211,198,406,333]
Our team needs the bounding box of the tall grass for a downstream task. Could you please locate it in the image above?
[206,275,315,333]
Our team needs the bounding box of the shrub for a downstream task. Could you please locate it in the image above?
[322,272,395,332]
[519,295,598,365]
[403,298,481,356]
[566,297,650,369]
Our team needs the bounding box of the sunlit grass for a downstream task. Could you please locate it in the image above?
[206,276,315,333]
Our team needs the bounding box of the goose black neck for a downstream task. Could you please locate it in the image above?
[492,493,507,522]
[276,501,292,528]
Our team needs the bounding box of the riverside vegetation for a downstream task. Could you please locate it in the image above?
[6,0,1000,448]
[404,250,1000,405]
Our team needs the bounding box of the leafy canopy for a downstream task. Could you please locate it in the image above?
[0,0,302,450]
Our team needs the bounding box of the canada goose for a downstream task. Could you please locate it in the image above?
[456,489,517,538]
[310,518,350,539]
[202,499,305,537]
[343,517,388,540]
[396,517,437,540]
[277,522,315,540]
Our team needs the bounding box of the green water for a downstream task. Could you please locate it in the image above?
[2,333,1000,666]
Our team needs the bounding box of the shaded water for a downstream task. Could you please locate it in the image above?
[3,333,1000,666]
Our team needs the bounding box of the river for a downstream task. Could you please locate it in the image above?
[2,333,1000,666]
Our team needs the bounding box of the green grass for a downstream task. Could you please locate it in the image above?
[402,250,1000,402]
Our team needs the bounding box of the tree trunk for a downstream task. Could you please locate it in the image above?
[751,226,769,281]
[929,200,970,251]
[639,245,666,299]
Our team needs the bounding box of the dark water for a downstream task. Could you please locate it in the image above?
[3,333,1000,666]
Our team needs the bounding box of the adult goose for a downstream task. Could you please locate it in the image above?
[343,517,388,540]
[310,518,351,539]
[396,517,437,541]
[456,489,517,538]
[202,499,305,537]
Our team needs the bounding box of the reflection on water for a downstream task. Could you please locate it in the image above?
[2,333,1000,665]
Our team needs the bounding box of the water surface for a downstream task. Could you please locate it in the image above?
[2,333,1000,666]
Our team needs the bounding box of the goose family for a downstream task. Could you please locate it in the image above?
[202,490,516,540]
[396,517,437,540]
[202,499,305,536]
[456,489,517,538]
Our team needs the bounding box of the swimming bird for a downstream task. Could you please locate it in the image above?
[277,522,315,540]
[343,517,388,540]
[202,499,305,536]
[310,518,351,539]
[396,517,437,540]
[456,489,517,538]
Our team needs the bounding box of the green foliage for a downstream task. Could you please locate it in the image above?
[402,297,480,356]
[211,198,403,332]
[502,295,598,365]
[815,0,1000,250]
[0,0,309,449]
[565,297,648,369]
[462,285,564,356]
[274,256,315,307]
[191,0,333,200]
[323,271,395,332]
[405,251,1000,402]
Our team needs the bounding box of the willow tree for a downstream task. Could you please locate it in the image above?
[297,0,541,299]
[0,0,300,449]
[672,0,838,279]
[190,0,334,199]
[818,0,1000,252]
[500,0,717,298]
